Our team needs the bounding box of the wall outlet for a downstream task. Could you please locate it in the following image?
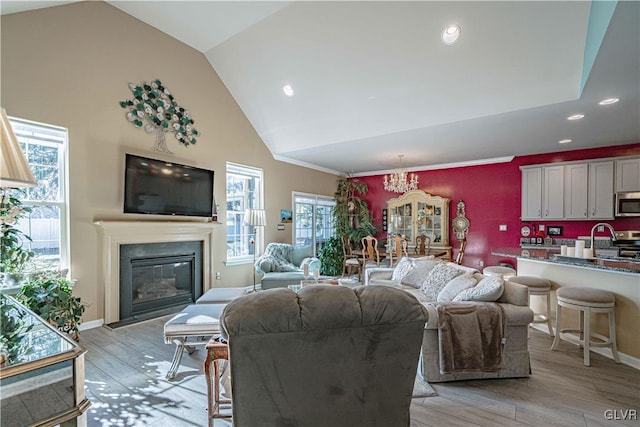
[479,260,484,268]
[499,224,507,231]
[216,272,221,280]
[539,224,545,231]
[598,225,605,232]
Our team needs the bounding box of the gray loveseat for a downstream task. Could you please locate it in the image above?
[255,243,320,290]
[366,259,533,382]
[221,285,428,427]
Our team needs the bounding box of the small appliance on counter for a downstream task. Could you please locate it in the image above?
[613,231,640,259]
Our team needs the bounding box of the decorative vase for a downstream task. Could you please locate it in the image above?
[153,129,174,155]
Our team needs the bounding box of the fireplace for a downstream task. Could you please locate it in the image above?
[119,241,203,322]
[95,220,215,324]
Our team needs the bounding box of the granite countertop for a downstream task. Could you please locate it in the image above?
[492,247,640,275]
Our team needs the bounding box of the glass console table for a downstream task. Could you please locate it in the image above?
[0,294,89,426]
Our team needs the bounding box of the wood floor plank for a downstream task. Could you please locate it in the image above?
[79,318,640,426]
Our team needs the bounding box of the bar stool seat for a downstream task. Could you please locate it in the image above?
[551,287,621,366]
[508,276,553,336]
[483,266,517,279]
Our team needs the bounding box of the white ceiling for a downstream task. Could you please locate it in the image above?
[3,1,639,175]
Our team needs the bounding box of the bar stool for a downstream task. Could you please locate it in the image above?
[483,266,516,280]
[551,287,621,366]
[507,276,554,336]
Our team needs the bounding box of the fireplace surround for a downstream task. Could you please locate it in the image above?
[95,221,215,324]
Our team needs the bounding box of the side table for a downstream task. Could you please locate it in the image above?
[204,337,231,425]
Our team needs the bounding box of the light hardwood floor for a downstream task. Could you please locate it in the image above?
[80,316,639,427]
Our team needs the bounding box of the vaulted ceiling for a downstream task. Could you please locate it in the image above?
[3,1,639,175]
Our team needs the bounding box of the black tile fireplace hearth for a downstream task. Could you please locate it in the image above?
[119,241,203,323]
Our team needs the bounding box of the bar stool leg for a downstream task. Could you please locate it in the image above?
[551,303,562,350]
[583,307,591,366]
[608,311,622,364]
[546,291,554,337]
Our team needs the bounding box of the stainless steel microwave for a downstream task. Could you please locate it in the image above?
[615,191,640,217]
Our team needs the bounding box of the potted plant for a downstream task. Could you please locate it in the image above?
[0,191,34,286]
[318,178,377,276]
[17,271,86,341]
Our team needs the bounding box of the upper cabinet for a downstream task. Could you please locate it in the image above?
[521,166,563,219]
[616,158,640,192]
[589,161,614,219]
[387,190,450,256]
[521,159,615,221]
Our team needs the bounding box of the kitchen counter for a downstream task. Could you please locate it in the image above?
[492,247,640,275]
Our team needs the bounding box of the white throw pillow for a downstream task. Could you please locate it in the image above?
[391,257,415,281]
[400,260,438,289]
[437,273,478,302]
[420,263,464,301]
[453,275,505,302]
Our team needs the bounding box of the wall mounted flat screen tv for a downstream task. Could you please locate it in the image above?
[124,153,214,217]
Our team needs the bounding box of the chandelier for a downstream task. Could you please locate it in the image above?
[383,155,418,193]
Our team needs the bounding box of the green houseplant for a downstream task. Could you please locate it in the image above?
[319,178,377,276]
[17,271,85,341]
[0,191,34,284]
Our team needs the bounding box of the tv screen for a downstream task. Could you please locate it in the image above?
[124,153,214,218]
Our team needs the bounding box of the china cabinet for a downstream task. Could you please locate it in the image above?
[387,190,451,259]
[0,294,89,426]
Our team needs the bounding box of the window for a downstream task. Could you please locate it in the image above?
[293,193,335,255]
[8,117,69,270]
[226,162,263,264]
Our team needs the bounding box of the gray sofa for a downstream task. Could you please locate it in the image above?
[366,260,533,382]
[255,243,320,290]
[221,285,428,427]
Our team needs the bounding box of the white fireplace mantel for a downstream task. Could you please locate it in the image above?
[94,220,215,324]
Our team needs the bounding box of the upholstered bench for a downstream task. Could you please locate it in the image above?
[163,287,248,380]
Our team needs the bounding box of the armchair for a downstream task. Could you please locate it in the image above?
[221,285,428,427]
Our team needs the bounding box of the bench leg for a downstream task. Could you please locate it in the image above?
[167,338,187,380]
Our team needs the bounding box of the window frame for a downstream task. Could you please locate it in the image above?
[8,116,69,271]
[225,162,264,266]
[292,192,335,256]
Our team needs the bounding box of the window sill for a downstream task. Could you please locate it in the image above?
[225,257,255,267]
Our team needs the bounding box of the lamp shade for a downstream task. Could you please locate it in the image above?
[0,108,37,188]
[243,208,266,227]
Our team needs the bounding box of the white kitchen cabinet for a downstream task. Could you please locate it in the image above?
[615,158,640,192]
[543,166,564,219]
[588,161,614,219]
[564,163,588,219]
[521,168,542,219]
[521,166,564,220]
[563,161,614,220]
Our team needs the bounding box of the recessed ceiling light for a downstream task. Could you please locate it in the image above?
[567,114,584,120]
[598,97,620,106]
[559,139,572,144]
[282,84,294,97]
[441,24,461,45]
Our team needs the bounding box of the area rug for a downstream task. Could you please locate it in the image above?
[413,374,438,398]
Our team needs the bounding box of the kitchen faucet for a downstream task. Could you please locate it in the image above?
[590,223,617,258]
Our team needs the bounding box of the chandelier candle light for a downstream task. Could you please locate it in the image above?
[383,155,418,193]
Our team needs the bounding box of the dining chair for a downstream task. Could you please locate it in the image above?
[388,235,408,267]
[360,236,381,270]
[415,234,431,256]
[341,234,362,280]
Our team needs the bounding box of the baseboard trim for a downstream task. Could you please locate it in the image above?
[79,319,104,331]
[530,323,640,371]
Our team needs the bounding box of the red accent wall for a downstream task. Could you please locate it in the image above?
[357,143,640,269]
